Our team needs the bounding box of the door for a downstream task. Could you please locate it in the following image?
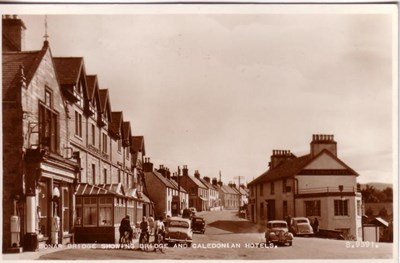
[267,199,276,221]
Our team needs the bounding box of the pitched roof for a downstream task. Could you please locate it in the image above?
[131,136,146,155]
[198,178,217,190]
[3,46,48,100]
[109,111,123,137]
[86,75,97,100]
[98,89,109,112]
[186,175,207,189]
[145,171,176,189]
[248,154,312,186]
[122,121,131,142]
[53,57,83,85]
[169,179,188,193]
[248,149,358,186]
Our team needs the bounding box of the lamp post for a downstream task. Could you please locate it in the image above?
[51,186,60,245]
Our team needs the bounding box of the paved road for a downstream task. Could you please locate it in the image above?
[2,209,393,260]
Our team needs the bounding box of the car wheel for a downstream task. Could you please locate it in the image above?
[288,241,292,246]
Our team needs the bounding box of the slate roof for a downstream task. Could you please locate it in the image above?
[2,47,47,100]
[109,111,123,136]
[53,57,83,85]
[169,179,188,193]
[131,136,145,155]
[122,121,131,141]
[199,178,217,190]
[86,75,97,100]
[145,171,176,189]
[98,89,109,112]
[187,175,207,189]
[248,149,358,186]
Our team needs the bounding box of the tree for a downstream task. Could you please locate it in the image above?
[361,185,379,203]
[382,187,393,202]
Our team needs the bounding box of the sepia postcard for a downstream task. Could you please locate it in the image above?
[0,1,398,262]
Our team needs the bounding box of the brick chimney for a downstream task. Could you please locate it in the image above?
[194,170,200,179]
[212,178,218,186]
[310,134,337,157]
[182,165,188,176]
[269,150,295,169]
[204,177,211,183]
[143,157,153,172]
[2,15,26,52]
[157,165,167,177]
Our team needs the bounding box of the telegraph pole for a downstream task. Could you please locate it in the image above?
[234,176,245,210]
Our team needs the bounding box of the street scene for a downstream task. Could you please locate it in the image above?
[1,3,396,262]
[3,209,392,260]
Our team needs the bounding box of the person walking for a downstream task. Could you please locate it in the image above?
[313,217,319,236]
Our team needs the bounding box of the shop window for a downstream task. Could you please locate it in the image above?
[83,197,98,226]
[99,197,112,226]
[37,181,49,237]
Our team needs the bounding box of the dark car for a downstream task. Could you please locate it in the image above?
[191,216,206,234]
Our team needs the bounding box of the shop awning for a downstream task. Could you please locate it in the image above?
[199,196,207,201]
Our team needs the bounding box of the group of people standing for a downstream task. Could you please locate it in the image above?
[118,215,167,249]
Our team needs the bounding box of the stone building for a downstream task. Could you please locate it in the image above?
[248,134,363,240]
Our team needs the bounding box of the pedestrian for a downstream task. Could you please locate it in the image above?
[153,216,166,249]
[147,215,155,235]
[119,215,133,244]
[313,217,319,235]
[139,216,150,245]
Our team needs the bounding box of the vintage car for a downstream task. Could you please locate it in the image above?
[191,216,206,234]
[189,207,197,215]
[265,220,293,246]
[165,217,193,246]
[182,208,192,219]
[290,217,314,237]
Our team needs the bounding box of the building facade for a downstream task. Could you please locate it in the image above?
[180,166,208,212]
[248,134,363,240]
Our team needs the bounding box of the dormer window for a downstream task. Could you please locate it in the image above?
[99,111,107,127]
[73,82,83,108]
[88,99,96,118]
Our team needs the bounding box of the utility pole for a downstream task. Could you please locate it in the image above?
[177,166,181,214]
[234,176,245,210]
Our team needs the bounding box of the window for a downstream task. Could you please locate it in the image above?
[126,173,129,188]
[270,182,275,195]
[357,200,361,216]
[92,164,96,185]
[118,139,122,152]
[75,83,83,108]
[91,124,96,145]
[45,89,52,107]
[83,197,97,226]
[99,197,113,226]
[39,98,59,153]
[125,147,129,160]
[103,168,107,184]
[305,200,321,216]
[259,184,264,196]
[282,179,287,193]
[118,169,121,183]
[334,200,349,216]
[102,133,108,153]
[75,111,82,138]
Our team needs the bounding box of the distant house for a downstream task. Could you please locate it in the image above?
[248,134,363,240]
[217,182,240,210]
[197,174,219,211]
[180,166,208,212]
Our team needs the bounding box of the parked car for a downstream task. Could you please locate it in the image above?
[191,216,206,234]
[182,208,192,219]
[265,220,293,246]
[290,217,314,237]
[165,217,193,246]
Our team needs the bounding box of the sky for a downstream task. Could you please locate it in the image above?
[6,4,396,185]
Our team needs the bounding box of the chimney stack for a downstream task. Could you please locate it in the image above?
[212,178,218,186]
[269,149,294,169]
[204,176,211,183]
[143,157,153,172]
[194,170,200,179]
[182,165,188,176]
[310,134,337,157]
[2,15,26,52]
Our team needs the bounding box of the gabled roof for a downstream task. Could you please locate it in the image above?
[131,136,146,156]
[248,149,359,186]
[122,121,132,143]
[109,111,123,137]
[169,179,188,193]
[86,75,98,100]
[145,171,176,189]
[198,178,217,191]
[53,57,84,85]
[99,88,112,121]
[3,44,49,99]
[186,175,207,189]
